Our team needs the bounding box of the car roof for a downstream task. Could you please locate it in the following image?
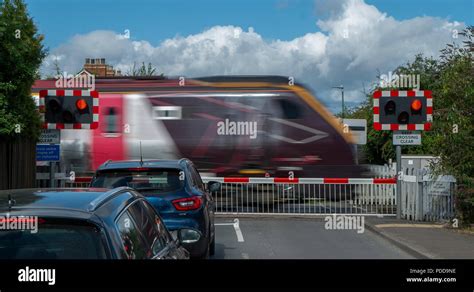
[96,159,188,171]
[0,188,136,217]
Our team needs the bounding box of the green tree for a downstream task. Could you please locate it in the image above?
[430,27,474,224]
[126,61,163,77]
[431,27,473,179]
[0,0,46,140]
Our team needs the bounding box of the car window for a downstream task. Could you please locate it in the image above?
[186,168,198,187]
[91,168,184,192]
[189,166,204,190]
[140,201,172,253]
[0,222,107,259]
[128,200,169,257]
[116,210,149,259]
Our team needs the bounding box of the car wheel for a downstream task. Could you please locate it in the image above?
[200,242,210,259]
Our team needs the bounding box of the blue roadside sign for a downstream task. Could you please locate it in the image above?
[36,144,60,161]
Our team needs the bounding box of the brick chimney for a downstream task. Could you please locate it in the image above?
[83,58,121,77]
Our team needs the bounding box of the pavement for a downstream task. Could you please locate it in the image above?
[364,217,474,259]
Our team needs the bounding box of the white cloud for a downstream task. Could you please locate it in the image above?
[42,0,465,112]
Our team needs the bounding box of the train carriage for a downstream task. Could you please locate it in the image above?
[32,75,366,179]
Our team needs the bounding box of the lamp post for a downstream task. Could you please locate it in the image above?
[333,85,356,165]
[332,85,345,118]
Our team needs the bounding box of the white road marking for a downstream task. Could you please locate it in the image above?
[241,253,250,259]
[233,218,245,242]
[215,218,245,242]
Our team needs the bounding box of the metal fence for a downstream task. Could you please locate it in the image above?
[63,177,90,188]
[202,177,397,216]
[58,175,397,216]
[400,168,456,221]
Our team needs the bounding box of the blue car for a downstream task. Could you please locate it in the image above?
[90,158,221,258]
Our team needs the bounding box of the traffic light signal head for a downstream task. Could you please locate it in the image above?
[397,111,409,124]
[48,98,62,113]
[384,100,396,115]
[373,90,432,130]
[76,98,88,111]
[39,90,99,129]
[411,99,422,112]
[45,95,92,123]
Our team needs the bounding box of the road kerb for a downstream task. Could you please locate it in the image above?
[365,221,432,259]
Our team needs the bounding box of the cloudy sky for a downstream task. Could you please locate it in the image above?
[26,0,472,112]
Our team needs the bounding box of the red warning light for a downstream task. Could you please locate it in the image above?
[76,99,88,110]
[411,99,422,111]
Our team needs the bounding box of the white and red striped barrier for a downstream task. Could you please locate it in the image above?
[73,177,93,183]
[201,177,396,184]
[70,176,396,185]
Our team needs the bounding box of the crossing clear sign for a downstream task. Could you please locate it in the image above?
[393,131,421,145]
[37,129,60,162]
[39,129,60,144]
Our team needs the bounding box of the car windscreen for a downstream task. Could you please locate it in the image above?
[91,168,184,192]
[0,220,107,259]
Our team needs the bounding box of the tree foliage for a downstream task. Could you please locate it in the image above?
[0,0,46,140]
[126,62,163,77]
[431,27,474,224]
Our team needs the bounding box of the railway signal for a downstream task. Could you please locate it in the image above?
[39,89,99,129]
[373,90,432,131]
[372,89,433,220]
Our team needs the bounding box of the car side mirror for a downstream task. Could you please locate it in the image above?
[207,181,221,193]
[177,228,201,244]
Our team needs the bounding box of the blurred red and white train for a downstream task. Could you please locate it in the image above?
[32,75,365,178]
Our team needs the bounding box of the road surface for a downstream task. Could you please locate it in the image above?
[211,217,414,259]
